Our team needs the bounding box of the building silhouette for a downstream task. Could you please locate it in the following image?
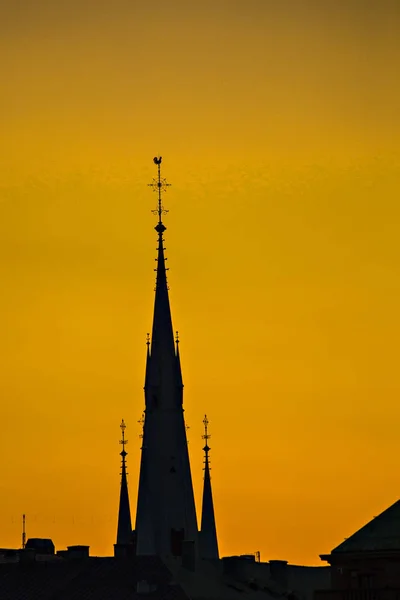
[3,156,398,598]
[315,499,400,599]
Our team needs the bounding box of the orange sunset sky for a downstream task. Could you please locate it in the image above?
[0,0,400,565]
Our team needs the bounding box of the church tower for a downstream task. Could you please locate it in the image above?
[200,415,219,560]
[114,419,134,557]
[135,157,198,557]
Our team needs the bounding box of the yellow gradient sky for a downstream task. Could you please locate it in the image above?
[0,0,399,565]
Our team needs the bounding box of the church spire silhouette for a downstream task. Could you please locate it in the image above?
[135,157,198,557]
[116,419,133,547]
[200,415,219,560]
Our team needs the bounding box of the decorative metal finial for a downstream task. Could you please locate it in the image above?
[175,330,179,345]
[146,332,150,347]
[119,419,128,463]
[202,414,211,461]
[148,156,171,230]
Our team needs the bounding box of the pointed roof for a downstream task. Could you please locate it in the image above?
[135,157,199,556]
[331,499,400,553]
[116,420,133,546]
[200,415,219,560]
[144,158,181,394]
[149,228,176,360]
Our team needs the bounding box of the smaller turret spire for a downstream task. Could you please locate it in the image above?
[200,415,219,560]
[116,419,133,547]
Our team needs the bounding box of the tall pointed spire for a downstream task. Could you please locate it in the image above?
[135,157,198,557]
[148,157,175,373]
[116,419,133,546]
[200,415,219,560]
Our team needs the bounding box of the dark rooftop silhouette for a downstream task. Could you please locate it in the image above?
[331,499,400,553]
[0,556,190,600]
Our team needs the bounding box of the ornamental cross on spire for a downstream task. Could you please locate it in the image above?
[148,156,171,229]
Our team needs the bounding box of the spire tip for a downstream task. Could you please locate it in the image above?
[148,155,170,225]
[202,415,211,462]
[119,420,128,463]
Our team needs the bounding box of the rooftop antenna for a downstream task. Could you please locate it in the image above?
[22,514,26,549]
